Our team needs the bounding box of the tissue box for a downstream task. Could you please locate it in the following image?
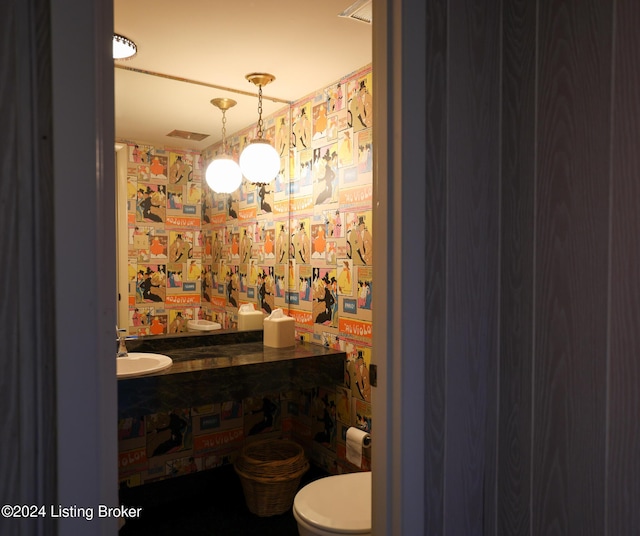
[263,312,295,348]
[238,304,265,331]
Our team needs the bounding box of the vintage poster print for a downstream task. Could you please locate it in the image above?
[345,211,372,266]
[353,397,372,431]
[298,264,313,302]
[274,264,286,299]
[326,80,344,113]
[312,101,328,141]
[298,148,313,188]
[149,233,168,260]
[238,227,252,264]
[135,163,150,181]
[326,113,339,141]
[312,267,338,327]
[338,129,354,167]
[356,129,373,174]
[244,394,281,437]
[137,184,166,223]
[167,263,184,290]
[327,209,343,239]
[186,182,201,205]
[275,222,289,264]
[256,266,275,314]
[247,258,260,287]
[287,259,297,291]
[169,153,193,184]
[168,231,193,263]
[130,143,152,164]
[186,259,201,281]
[136,264,166,303]
[148,313,168,335]
[167,184,183,211]
[313,145,338,206]
[256,182,274,214]
[262,226,275,260]
[211,230,223,263]
[356,266,372,311]
[167,310,188,333]
[291,218,311,265]
[224,265,240,309]
[275,114,289,157]
[347,73,372,132]
[335,385,351,425]
[137,246,150,263]
[311,389,337,448]
[291,101,312,151]
[347,347,373,404]
[311,220,327,260]
[129,306,157,328]
[150,154,168,179]
[145,409,192,458]
[338,259,354,296]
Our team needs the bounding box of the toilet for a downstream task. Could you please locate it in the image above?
[293,471,371,536]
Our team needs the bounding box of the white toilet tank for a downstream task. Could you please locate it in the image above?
[293,471,371,536]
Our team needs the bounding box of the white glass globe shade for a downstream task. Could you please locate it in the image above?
[239,139,280,184]
[113,34,137,60]
[205,156,242,194]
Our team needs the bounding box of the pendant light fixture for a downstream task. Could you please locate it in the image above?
[239,73,280,185]
[205,98,243,194]
[113,34,137,60]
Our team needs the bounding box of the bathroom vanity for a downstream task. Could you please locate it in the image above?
[117,330,346,419]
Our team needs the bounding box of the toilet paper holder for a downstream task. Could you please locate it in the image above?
[354,425,372,447]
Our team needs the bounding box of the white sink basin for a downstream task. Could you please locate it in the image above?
[117,352,173,378]
[187,319,222,332]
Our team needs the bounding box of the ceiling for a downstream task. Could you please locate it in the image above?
[114,0,372,152]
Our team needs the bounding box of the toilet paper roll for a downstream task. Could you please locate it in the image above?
[346,427,371,468]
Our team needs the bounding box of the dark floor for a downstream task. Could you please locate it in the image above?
[118,463,328,536]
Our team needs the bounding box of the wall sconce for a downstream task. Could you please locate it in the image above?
[113,34,137,60]
[239,73,280,185]
[205,98,243,194]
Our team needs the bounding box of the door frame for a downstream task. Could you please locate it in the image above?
[49,0,428,534]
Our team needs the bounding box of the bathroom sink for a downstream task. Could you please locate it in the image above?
[187,319,222,332]
[116,353,173,378]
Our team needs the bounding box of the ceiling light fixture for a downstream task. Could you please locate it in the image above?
[239,73,280,186]
[113,34,137,60]
[205,98,243,194]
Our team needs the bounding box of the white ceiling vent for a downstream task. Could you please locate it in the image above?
[338,0,372,24]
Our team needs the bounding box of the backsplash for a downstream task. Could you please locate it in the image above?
[117,65,373,486]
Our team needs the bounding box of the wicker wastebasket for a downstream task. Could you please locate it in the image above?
[234,438,309,517]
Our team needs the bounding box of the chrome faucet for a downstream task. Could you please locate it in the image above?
[117,328,128,357]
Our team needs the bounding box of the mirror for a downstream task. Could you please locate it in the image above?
[115,69,374,342]
[113,1,373,342]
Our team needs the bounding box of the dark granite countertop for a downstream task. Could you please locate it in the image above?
[119,339,345,379]
[117,331,346,417]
